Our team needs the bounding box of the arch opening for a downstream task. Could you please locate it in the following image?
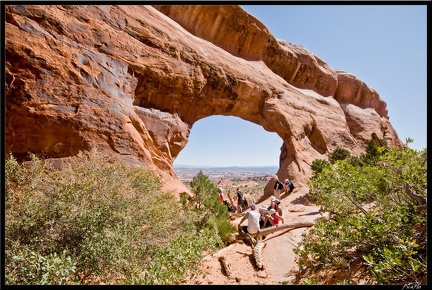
[173,115,282,168]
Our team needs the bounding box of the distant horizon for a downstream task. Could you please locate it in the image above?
[173,164,279,169]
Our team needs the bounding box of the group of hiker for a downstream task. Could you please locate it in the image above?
[273,174,294,199]
[218,175,294,212]
[237,196,284,239]
[218,187,249,213]
[217,174,295,240]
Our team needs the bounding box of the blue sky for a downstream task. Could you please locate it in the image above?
[173,4,427,167]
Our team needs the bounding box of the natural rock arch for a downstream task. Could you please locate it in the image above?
[5,5,404,196]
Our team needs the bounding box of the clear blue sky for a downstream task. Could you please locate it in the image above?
[173,4,427,167]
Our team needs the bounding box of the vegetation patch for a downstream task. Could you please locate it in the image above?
[294,140,427,284]
[5,149,235,285]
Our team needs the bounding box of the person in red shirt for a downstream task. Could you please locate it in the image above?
[218,187,224,204]
[268,197,283,216]
[262,208,285,228]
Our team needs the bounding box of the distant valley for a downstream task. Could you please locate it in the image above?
[173,165,278,181]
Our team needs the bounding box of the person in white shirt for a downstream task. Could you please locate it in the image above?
[237,203,261,235]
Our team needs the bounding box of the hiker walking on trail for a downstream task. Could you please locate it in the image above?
[236,188,246,213]
[238,203,261,235]
[273,175,284,199]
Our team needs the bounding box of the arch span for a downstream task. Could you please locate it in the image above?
[5,5,404,197]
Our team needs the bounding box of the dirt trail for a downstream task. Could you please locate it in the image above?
[183,186,326,285]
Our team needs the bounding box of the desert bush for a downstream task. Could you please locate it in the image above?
[355,139,387,166]
[6,244,78,285]
[182,170,237,243]
[296,145,427,284]
[134,227,222,284]
[311,159,330,176]
[5,149,227,284]
[328,147,351,164]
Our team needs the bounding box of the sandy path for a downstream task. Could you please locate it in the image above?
[183,186,325,285]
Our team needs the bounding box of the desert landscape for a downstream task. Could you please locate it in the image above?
[5,5,425,285]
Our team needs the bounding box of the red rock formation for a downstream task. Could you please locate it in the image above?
[5,5,404,196]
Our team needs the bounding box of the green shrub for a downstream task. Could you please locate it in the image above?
[183,170,236,243]
[328,147,351,164]
[358,139,386,166]
[311,159,330,176]
[6,244,78,285]
[298,146,427,284]
[5,149,228,284]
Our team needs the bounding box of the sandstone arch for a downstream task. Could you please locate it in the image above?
[5,5,404,196]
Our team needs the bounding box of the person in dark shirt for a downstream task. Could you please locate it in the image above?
[236,188,245,213]
[284,178,294,194]
[273,175,284,199]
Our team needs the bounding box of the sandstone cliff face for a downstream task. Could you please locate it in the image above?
[5,5,404,196]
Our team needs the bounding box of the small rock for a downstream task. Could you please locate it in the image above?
[256,270,268,278]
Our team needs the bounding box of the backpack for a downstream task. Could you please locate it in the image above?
[237,191,244,200]
[288,181,294,192]
[276,180,284,190]
[243,198,248,207]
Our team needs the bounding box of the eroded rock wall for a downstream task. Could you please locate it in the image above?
[5,5,404,196]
